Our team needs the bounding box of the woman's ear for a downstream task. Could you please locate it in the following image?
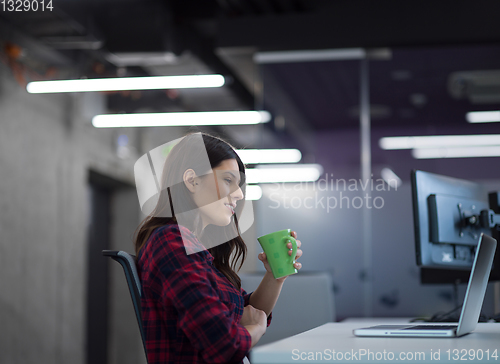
[183,169,198,193]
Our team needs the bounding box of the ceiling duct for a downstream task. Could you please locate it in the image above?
[448,70,500,104]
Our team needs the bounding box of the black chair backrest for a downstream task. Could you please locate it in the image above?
[102,250,148,362]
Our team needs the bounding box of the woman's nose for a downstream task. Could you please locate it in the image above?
[231,186,244,201]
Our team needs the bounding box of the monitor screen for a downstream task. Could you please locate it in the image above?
[411,170,499,284]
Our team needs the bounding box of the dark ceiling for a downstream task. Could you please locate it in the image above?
[264,44,500,130]
[2,0,500,135]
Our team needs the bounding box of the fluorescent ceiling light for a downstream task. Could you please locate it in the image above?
[413,146,500,159]
[92,111,271,128]
[379,134,500,150]
[236,149,302,164]
[254,48,391,64]
[245,185,262,201]
[466,111,500,123]
[106,52,179,67]
[254,48,366,64]
[26,74,225,93]
[245,164,323,184]
[42,36,103,50]
[380,168,402,189]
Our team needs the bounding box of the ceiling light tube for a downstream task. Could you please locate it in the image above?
[92,111,271,128]
[254,48,366,64]
[379,134,500,150]
[236,149,302,164]
[245,185,263,200]
[380,168,402,189]
[412,146,500,159]
[245,164,323,184]
[466,111,500,123]
[26,74,225,93]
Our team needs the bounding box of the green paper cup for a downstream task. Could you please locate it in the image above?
[257,229,298,279]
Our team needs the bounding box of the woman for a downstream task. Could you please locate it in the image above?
[134,132,303,363]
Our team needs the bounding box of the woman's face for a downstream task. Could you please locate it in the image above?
[191,158,244,229]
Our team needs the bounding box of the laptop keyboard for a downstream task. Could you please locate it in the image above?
[404,325,457,330]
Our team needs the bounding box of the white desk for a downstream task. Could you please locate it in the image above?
[251,319,500,363]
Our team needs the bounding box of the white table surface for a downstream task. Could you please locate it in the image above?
[251,318,500,363]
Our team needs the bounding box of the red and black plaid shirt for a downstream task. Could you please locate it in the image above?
[137,224,272,364]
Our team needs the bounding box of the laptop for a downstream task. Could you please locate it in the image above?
[353,233,497,338]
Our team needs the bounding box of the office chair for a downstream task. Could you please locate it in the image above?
[102,250,148,363]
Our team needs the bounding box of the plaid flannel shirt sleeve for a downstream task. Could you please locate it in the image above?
[242,289,273,327]
[157,227,251,363]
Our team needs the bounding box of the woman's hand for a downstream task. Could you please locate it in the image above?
[258,230,303,283]
[240,304,267,328]
[240,305,267,348]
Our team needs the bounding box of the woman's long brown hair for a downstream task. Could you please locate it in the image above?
[134,133,247,290]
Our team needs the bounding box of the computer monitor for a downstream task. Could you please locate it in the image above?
[411,170,500,284]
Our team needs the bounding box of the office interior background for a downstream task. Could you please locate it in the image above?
[2,1,500,363]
